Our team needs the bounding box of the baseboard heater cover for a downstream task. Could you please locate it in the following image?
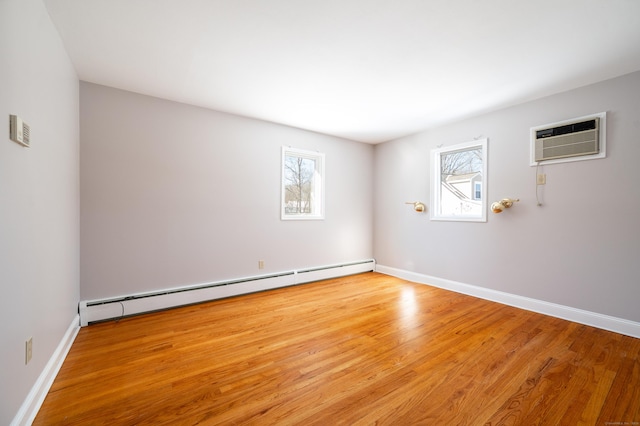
[79,259,375,326]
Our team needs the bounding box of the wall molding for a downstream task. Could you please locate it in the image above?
[11,315,80,426]
[375,264,640,339]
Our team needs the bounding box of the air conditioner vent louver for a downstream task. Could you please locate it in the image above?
[534,118,599,162]
[22,122,30,146]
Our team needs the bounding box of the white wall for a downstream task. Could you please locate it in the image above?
[374,71,640,323]
[0,0,80,423]
[80,82,373,301]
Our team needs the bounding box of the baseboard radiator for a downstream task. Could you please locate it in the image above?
[79,259,375,326]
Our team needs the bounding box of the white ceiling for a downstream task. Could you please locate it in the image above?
[44,0,640,144]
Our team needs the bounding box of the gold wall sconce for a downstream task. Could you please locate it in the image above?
[491,198,519,213]
[405,201,426,212]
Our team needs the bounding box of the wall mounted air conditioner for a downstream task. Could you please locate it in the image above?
[9,114,31,147]
[530,112,606,166]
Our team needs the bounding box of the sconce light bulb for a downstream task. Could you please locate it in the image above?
[405,201,426,212]
[491,198,518,213]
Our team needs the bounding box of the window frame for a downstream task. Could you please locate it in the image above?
[430,139,488,222]
[281,146,325,221]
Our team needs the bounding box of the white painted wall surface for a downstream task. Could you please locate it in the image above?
[80,83,373,300]
[374,71,640,323]
[0,0,80,423]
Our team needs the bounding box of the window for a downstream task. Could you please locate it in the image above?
[474,182,482,200]
[431,139,487,222]
[281,146,325,220]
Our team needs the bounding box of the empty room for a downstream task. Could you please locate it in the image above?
[2,0,640,424]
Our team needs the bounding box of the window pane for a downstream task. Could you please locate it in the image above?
[439,147,482,216]
[284,155,316,214]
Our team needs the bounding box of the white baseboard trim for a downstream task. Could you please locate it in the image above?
[11,315,80,426]
[375,264,640,339]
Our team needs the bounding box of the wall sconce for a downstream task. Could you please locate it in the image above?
[405,201,426,212]
[491,198,519,213]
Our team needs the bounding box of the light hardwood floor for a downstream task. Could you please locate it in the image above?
[35,272,640,425]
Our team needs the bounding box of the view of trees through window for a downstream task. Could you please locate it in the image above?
[440,147,483,179]
[284,154,316,214]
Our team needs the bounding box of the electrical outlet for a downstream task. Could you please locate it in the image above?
[25,338,33,365]
[537,173,546,185]
[258,260,265,270]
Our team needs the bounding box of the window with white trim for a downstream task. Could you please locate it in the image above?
[281,146,325,220]
[431,139,487,222]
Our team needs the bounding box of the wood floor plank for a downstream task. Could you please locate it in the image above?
[34,272,640,425]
